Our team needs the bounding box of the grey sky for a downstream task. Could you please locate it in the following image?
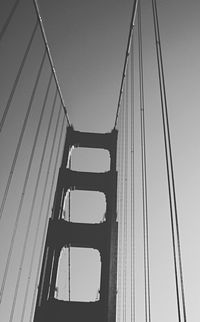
[0,0,200,321]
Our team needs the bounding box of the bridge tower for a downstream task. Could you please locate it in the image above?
[34,126,118,322]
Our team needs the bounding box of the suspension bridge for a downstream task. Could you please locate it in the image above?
[0,0,200,321]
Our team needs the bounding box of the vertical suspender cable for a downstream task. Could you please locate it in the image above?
[45,109,64,222]
[0,0,20,43]
[152,1,181,320]
[152,1,187,321]
[33,105,62,309]
[0,50,46,304]
[20,89,58,322]
[138,2,151,321]
[9,73,53,322]
[117,91,125,322]
[120,92,125,322]
[123,69,129,322]
[29,106,64,322]
[154,4,187,320]
[30,113,65,321]
[116,101,124,322]
[0,50,46,224]
[0,20,38,133]
[130,36,136,322]
[0,59,49,306]
[68,159,71,302]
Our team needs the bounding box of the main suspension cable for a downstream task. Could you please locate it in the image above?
[0,0,20,43]
[0,49,46,224]
[138,2,151,321]
[152,1,187,321]
[114,0,138,128]
[33,0,71,126]
[0,20,38,133]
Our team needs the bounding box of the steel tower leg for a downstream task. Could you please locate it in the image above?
[34,126,118,322]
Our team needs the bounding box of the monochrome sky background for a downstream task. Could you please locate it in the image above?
[0,0,200,321]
